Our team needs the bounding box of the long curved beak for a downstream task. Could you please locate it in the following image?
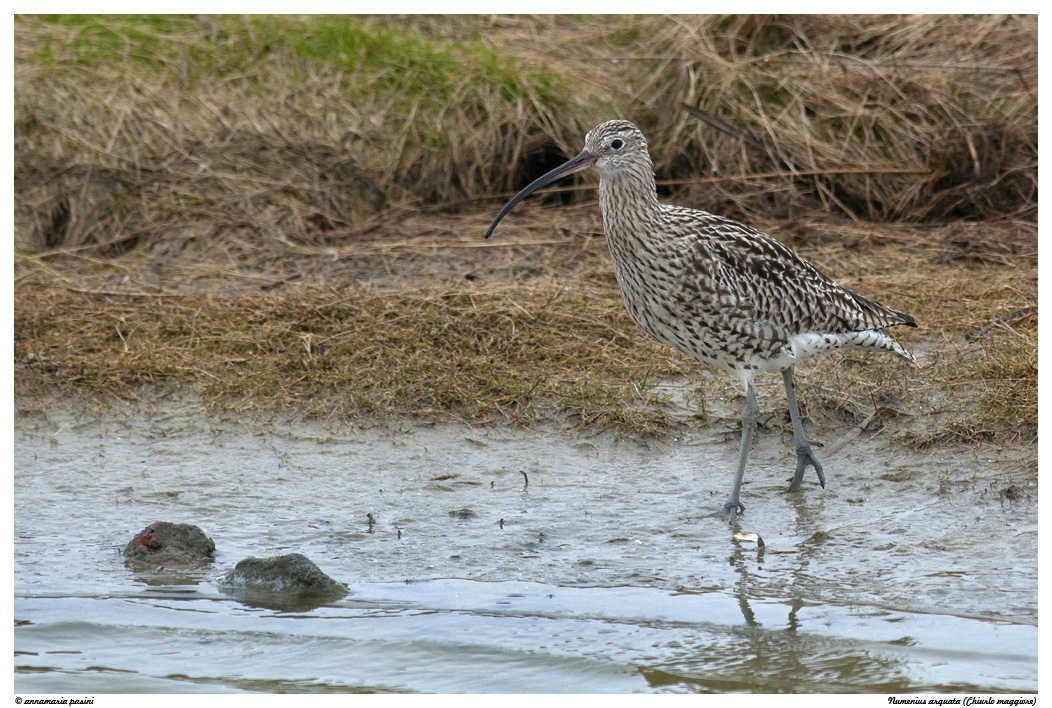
[484,149,596,239]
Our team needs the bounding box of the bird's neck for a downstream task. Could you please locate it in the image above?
[598,161,662,239]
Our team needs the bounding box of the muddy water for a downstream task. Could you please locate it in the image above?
[14,403,1036,693]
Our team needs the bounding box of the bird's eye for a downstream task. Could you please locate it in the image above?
[610,138,624,150]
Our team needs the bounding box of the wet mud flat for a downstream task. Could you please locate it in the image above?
[14,401,1036,693]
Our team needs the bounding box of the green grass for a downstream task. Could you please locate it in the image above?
[250,16,569,127]
[29,14,569,122]
[33,15,218,74]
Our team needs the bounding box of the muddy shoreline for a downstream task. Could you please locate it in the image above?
[14,395,1037,692]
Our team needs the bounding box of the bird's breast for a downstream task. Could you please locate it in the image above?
[603,222,732,365]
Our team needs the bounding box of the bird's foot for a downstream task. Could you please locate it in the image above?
[786,441,825,492]
[708,500,744,524]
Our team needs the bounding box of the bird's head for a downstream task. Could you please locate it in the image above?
[484,119,651,239]
[582,119,649,178]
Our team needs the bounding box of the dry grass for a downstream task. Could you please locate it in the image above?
[13,15,1038,451]
[15,214,1036,444]
[14,15,1035,255]
[627,15,1037,222]
[14,275,692,435]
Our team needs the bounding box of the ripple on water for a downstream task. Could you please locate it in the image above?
[14,409,1037,693]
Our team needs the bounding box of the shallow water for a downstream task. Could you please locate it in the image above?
[14,404,1036,693]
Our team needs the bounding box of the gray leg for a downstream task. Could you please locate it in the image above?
[709,381,759,524]
[783,368,825,491]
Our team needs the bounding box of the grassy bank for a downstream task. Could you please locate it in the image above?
[15,14,1036,253]
[13,15,1037,450]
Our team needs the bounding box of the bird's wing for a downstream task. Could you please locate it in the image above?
[669,208,912,335]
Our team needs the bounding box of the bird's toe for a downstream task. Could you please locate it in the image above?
[786,445,825,491]
[708,501,744,524]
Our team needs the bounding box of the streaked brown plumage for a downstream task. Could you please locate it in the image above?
[486,119,916,523]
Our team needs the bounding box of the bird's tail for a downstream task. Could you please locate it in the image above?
[835,328,916,364]
[885,335,916,365]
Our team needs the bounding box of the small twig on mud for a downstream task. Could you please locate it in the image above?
[115,317,130,353]
[824,407,900,457]
[967,306,1038,343]
[963,129,982,178]
[64,286,190,298]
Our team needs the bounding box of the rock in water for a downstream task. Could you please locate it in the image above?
[219,553,347,610]
[123,521,216,567]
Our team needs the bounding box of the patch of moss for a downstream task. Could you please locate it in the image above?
[250,16,567,119]
[36,14,197,66]
[30,14,261,81]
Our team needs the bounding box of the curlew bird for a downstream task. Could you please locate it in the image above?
[485,120,917,523]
